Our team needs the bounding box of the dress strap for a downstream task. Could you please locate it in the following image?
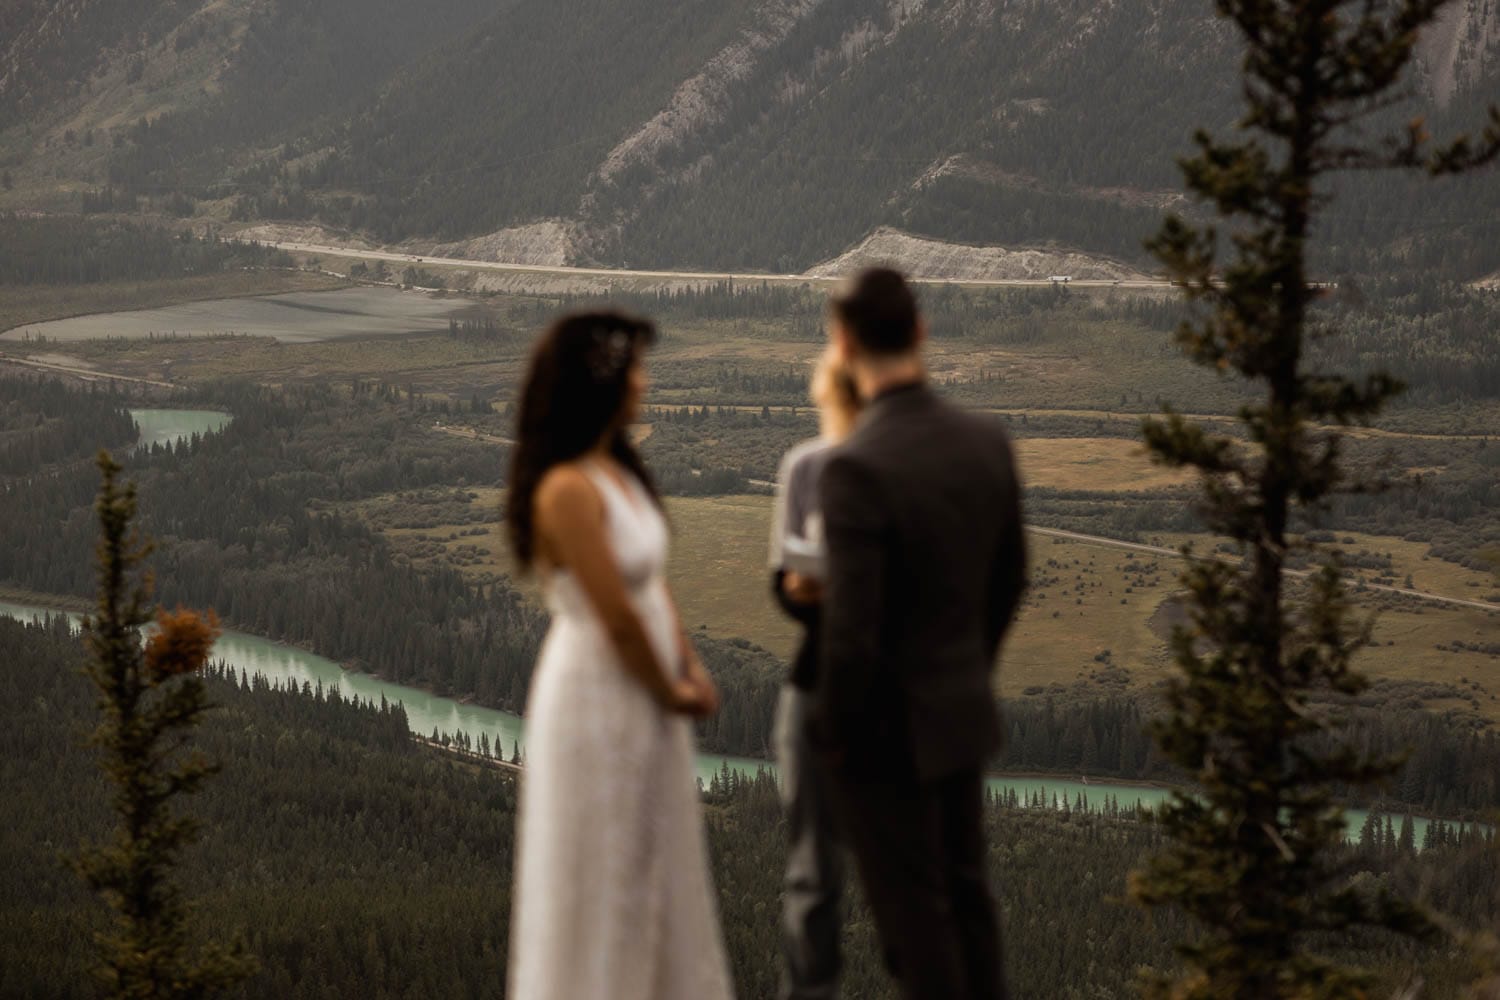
[582,458,642,515]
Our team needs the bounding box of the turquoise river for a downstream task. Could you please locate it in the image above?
[4,598,1477,843]
[4,404,1473,839]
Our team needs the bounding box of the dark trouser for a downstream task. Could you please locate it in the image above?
[774,686,845,1000]
[833,766,1007,1000]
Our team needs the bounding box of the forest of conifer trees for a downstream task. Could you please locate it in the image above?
[2,616,1495,998]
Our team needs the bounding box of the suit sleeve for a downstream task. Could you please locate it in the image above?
[985,457,1028,660]
[816,452,888,752]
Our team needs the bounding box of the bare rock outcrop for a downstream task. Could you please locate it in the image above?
[426,221,577,267]
[805,227,1151,282]
[593,0,825,187]
[235,223,375,250]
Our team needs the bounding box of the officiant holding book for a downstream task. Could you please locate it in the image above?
[767,346,863,1000]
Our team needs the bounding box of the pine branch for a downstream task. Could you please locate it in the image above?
[1129,1,1496,995]
[74,452,253,999]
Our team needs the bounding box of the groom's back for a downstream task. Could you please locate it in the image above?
[829,385,1026,779]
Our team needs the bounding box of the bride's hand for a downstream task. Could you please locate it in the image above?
[667,678,714,717]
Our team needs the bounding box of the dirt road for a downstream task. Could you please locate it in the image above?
[1030,526,1500,614]
[0,355,173,388]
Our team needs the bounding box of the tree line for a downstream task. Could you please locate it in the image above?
[0,215,291,286]
[0,376,137,475]
[996,693,1500,817]
[0,377,784,757]
[2,614,1494,998]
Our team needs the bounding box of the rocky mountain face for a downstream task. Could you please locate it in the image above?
[0,0,193,129]
[805,227,1151,282]
[2,0,1496,277]
[1418,0,1500,105]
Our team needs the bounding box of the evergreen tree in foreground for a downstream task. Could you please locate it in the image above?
[1128,2,1498,997]
[74,452,253,998]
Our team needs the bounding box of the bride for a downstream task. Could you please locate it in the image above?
[504,311,735,1000]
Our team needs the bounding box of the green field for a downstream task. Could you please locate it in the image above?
[344,482,1500,721]
[9,277,1496,719]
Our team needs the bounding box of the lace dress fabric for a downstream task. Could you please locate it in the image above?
[507,462,734,1000]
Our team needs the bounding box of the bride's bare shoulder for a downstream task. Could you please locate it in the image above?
[534,463,607,569]
[535,462,602,515]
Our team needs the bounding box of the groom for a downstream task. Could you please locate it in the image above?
[815,268,1027,1000]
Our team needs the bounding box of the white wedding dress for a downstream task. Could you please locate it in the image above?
[508,461,734,1000]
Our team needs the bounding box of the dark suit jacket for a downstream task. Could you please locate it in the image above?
[816,383,1026,781]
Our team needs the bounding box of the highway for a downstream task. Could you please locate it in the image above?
[264,240,1175,291]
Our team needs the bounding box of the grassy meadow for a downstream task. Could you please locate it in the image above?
[7,274,1495,722]
[339,479,1500,722]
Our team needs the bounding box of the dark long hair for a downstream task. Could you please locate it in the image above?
[506,310,661,570]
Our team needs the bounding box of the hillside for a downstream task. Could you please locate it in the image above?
[1,0,1497,276]
[4,613,1495,998]
[0,0,500,204]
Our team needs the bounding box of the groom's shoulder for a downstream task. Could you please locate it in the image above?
[922,394,1015,456]
[905,401,1020,497]
[845,393,1005,458]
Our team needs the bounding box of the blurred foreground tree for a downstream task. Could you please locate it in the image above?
[1128,1,1499,997]
[74,452,253,998]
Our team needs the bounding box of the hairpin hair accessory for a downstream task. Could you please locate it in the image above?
[588,328,633,379]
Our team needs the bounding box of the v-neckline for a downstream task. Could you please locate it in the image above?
[589,457,645,516]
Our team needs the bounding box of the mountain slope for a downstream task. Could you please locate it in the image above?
[297,0,759,241]
[0,0,501,207]
[3,0,1497,277]
[0,0,198,129]
[267,0,1500,276]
